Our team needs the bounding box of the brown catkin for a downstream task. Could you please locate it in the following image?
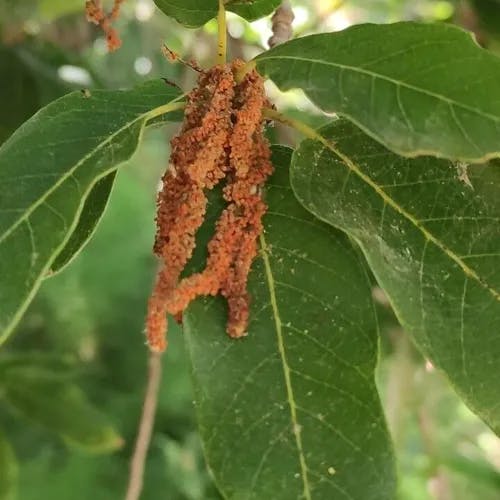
[145,60,273,352]
[85,0,124,51]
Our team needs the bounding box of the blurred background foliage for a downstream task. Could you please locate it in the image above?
[0,1,499,499]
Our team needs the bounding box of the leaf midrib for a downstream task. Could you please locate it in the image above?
[0,98,183,245]
[258,55,500,123]
[304,134,500,304]
[259,233,312,500]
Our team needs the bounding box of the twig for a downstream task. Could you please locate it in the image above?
[268,1,295,48]
[262,107,325,144]
[125,352,163,500]
[234,60,256,83]
[85,0,125,51]
[161,45,202,73]
[217,0,227,64]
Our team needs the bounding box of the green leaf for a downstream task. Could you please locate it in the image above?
[442,452,500,490]
[0,43,75,146]
[0,81,183,344]
[227,0,281,21]
[184,147,396,499]
[153,0,216,27]
[470,0,500,41]
[291,119,500,434]
[38,0,82,20]
[0,429,18,500]
[0,351,76,378]
[153,0,281,28]
[0,0,79,24]
[255,22,500,163]
[49,172,116,275]
[158,433,212,499]
[0,47,39,144]
[0,365,123,453]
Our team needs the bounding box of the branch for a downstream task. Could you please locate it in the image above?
[125,352,163,500]
[268,1,295,48]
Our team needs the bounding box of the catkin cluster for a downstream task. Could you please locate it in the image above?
[146,61,273,352]
[85,0,124,51]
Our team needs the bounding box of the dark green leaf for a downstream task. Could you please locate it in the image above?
[227,0,281,21]
[49,172,116,275]
[184,147,396,499]
[0,42,76,146]
[0,351,76,378]
[1,365,123,453]
[291,119,500,434]
[0,81,183,344]
[153,0,216,27]
[0,429,17,500]
[470,0,500,41]
[0,47,40,144]
[0,0,85,26]
[153,0,281,28]
[13,43,76,102]
[255,22,500,163]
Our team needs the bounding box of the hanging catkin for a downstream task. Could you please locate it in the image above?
[146,60,273,352]
[85,0,125,51]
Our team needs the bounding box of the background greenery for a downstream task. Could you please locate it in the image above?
[0,1,499,499]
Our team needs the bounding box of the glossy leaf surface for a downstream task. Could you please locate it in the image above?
[291,119,500,434]
[184,147,396,499]
[255,22,500,162]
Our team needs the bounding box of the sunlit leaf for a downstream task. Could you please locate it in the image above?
[291,118,500,434]
[184,147,396,499]
[255,22,500,163]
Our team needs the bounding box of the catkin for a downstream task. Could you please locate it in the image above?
[85,0,125,51]
[146,61,273,352]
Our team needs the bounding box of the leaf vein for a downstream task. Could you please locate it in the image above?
[260,233,312,500]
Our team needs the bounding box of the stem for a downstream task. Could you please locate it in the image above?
[268,1,294,48]
[161,45,202,73]
[147,100,185,121]
[217,0,227,64]
[262,107,330,146]
[125,352,163,500]
[384,329,416,448]
[235,60,256,83]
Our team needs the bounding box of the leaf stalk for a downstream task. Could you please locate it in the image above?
[217,0,227,64]
[235,60,256,83]
[262,107,333,148]
[147,99,185,121]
